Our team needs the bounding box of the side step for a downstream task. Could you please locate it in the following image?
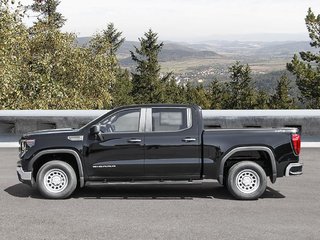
[85,179,216,187]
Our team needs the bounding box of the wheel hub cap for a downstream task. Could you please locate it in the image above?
[52,176,62,185]
[242,176,252,186]
[43,168,68,193]
[236,169,260,194]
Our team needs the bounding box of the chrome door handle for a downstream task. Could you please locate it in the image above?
[127,139,142,143]
[182,138,196,143]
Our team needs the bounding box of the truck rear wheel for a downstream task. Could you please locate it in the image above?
[36,160,77,199]
[227,161,267,200]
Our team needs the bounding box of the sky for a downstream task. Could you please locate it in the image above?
[22,0,320,42]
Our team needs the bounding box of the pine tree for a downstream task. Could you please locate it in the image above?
[226,62,257,109]
[269,75,295,109]
[255,90,270,109]
[184,82,198,105]
[130,29,171,104]
[208,79,227,109]
[30,0,65,29]
[287,8,320,108]
[90,23,132,108]
[182,82,210,109]
[195,84,211,109]
[111,69,134,107]
[90,23,125,59]
[162,77,184,103]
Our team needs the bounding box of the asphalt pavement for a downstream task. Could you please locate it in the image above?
[0,148,319,240]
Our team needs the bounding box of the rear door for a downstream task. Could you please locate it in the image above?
[144,107,201,179]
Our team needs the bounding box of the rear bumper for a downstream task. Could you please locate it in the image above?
[285,163,303,176]
[16,167,33,186]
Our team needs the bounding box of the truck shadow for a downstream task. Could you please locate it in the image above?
[4,183,285,200]
[4,183,41,198]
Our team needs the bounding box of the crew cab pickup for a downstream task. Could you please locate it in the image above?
[17,104,303,200]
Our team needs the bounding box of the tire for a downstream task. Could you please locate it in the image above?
[36,160,77,199]
[227,161,267,200]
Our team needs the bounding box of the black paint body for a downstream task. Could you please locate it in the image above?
[18,104,300,185]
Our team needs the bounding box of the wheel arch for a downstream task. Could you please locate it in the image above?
[218,146,277,185]
[30,149,85,188]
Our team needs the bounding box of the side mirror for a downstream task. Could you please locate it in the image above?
[90,125,101,135]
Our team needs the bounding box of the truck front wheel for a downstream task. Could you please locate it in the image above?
[227,161,267,200]
[36,160,77,199]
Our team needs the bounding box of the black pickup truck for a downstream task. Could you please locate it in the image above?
[17,104,303,200]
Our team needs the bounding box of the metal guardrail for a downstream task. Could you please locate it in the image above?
[202,110,320,135]
[0,110,107,135]
[1,109,320,136]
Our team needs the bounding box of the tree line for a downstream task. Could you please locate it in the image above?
[0,0,320,109]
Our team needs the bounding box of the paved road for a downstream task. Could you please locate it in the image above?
[0,148,319,240]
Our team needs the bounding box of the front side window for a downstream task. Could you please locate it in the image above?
[102,109,140,132]
[151,108,191,132]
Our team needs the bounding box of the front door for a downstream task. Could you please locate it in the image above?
[85,108,145,180]
[144,107,201,179]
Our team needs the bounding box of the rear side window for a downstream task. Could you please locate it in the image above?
[151,108,192,132]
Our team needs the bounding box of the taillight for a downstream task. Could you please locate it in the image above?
[292,134,301,155]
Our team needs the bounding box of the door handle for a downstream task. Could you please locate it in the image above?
[182,137,196,143]
[127,138,142,143]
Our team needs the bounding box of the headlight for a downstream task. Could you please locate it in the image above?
[20,139,36,153]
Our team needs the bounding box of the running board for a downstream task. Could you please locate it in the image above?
[85,179,216,186]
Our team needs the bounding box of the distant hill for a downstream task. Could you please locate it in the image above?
[202,33,309,42]
[160,43,220,61]
[196,40,314,57]
[77,37,91,46]
[77,37,313,58]
[121,42,220,67]
[253,41,313,56]
[76,37,314,74]
[118,41,220,66]
[77,37,220,67]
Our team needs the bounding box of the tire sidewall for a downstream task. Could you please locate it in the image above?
[227,161,267,200]
[36,160,77,199]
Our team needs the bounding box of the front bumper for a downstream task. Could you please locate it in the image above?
[16,167,33,186]
[285,163,303,176]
